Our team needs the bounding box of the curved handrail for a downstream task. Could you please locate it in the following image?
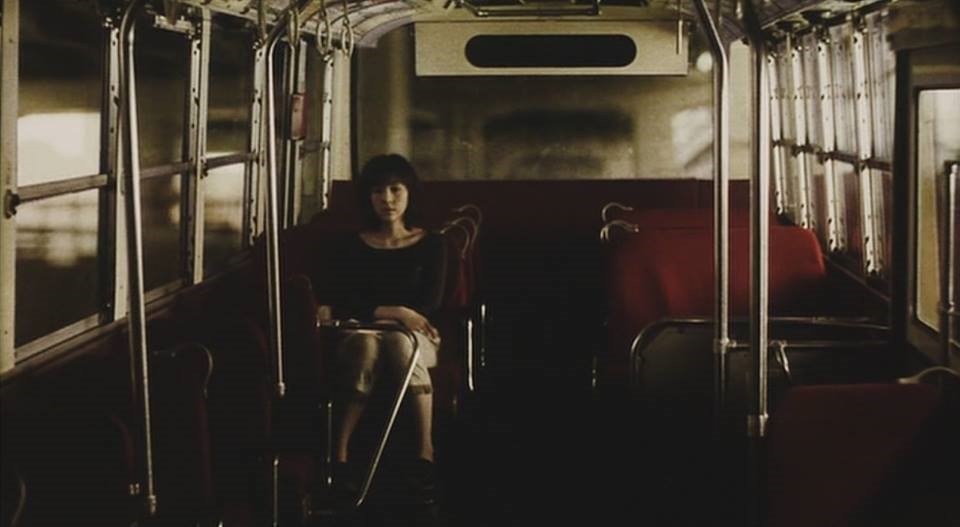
[5,468,26,527]
[628,316,892,389]
[600,202,634,223]
[316,319,419,507]
[898,366,960,385]
[448,216,479,252]
[452,204,483,227]
[439,221,471,260]
[599,219,639,243]
[118,0,157,516]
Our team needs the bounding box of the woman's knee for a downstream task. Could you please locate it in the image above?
[379,331,416,363]
[340,332,379,364]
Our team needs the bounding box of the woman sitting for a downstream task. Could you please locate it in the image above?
[317,153,447,498]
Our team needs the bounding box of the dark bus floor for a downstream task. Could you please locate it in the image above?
[328,375,742,527]
[317,296,744,527]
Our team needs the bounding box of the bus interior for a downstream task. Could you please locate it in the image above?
[1,0,959,526]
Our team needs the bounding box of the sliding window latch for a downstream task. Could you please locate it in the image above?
[3,190,20,219]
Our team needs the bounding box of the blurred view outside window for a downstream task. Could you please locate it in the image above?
[204,17,254,274]
[136,19,188,167]
[208,16,254,156]
[15,192,101,347]
[355,26,751,182]
[916,89,960,331]
[142,175,184,289]
[15,1,103,346]
[204,165,246,277]
[136,20,190,289]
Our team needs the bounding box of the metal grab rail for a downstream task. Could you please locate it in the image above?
[898,366,960,385]
[628,317,890,388]
[692,0,731,435]
[601,202,635,223]
[599,219,639,242]
[452,204,483,228]
[938,163,958,367]
[316,320,420,507]
[439,221,472,260]
[118,0,157,516]
[447,216,479,253]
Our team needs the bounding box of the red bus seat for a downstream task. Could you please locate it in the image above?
[603,210,826,391]
[767,383,949,527]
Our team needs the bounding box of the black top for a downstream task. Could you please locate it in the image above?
[321,232,447,321]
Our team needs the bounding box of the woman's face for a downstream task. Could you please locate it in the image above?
[370,181,409,225]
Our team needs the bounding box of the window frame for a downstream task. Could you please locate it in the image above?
[2,5,261,370]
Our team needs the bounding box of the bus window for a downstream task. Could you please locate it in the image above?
[916,89,960,331]
[830,25,858,155]
[135,19,190,291]
[142,174,184,291]
[17,0,102,185]
[866,13,895,163]
[840,161,864,269]
[204,165,246,277]
[300,43,330,221]
[207,16,254,157]
[14,191,100,352]
[14,0,105,356]
[135,19,189,168]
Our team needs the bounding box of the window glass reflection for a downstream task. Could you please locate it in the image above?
[136,19,189,168]
[208,16,254,156]
[204,164,245,277]
[17,0,103,185]
[15,190,100,346]
[142,175,183,290]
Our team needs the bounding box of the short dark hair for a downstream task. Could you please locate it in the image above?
[355,154,423,229]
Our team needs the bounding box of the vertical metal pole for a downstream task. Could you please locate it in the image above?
[102,20,128,323]
[119,0,158,515]
[244,45,266,246]
[748,38,771,443]
[693,0,730,431]
[280,43,295,228]
[185,10,211,284]
[324,400,333,486]
[466,316,475,392]
[264,36,287,399]
[740,1,770,524]
[0,0,18,373]
[941,164,958,366]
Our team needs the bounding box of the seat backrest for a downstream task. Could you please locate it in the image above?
[200,315,273,517]
[609,222,826,330]
[766,383,943,527]
[150,344,216,523]
[2,403,138,526]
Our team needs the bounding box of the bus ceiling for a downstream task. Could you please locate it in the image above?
[166,0,895,68]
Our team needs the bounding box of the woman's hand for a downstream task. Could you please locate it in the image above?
[374,306,440,343]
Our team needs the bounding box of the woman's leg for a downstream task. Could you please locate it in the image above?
[335,332,380,462]
[381,330,437,461]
